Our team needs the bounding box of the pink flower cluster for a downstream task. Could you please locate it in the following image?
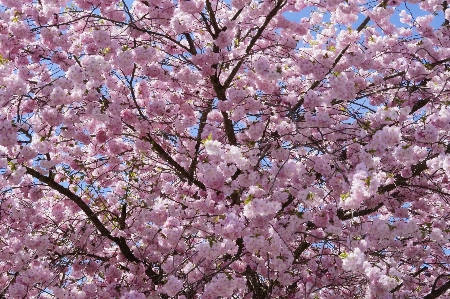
[1,0,450,298]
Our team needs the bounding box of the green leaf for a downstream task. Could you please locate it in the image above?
[213,214,226,223]
[339,252,348,259]
[331,99,343,105]
[424,63,433,70]
[0,54,8,65]
[244,194,254,205]
[326,45,336,52]
[340,192,350,201]
[393,97,406,105]
[8,161,16,172]
[207,236,216,247]
[361,121,371,130]
[100,47,111,55]
[387,224,396,231]
[201,133,213,144]
[363,176,371,187]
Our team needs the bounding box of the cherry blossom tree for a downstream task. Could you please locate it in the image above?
[1,0,450,298]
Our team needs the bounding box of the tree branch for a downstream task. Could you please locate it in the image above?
[119,203,127,230]
[141,134,207,190]
[223,0,287,88]
[183,33,197,55]
[289,0,387,119]
[424,277,450,299]
[205,0,220,36]
[121,66,207,189]
[189,99,214,176]
[390,266,427,293]
[337,203,383,221]
[25,166,168,285]
[293,241,310,263]
[221,111,237,146]
[24,166,140,263]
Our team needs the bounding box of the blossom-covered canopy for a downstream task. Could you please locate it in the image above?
[1,0,450,298]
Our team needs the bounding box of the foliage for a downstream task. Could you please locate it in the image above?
[1,0,450,298]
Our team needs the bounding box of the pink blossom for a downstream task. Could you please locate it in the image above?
[0,1,449,298]
[342,248,365,272]
[160,275,183,297]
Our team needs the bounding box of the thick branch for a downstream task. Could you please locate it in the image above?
[205,0,220,36]
[183,33,197,55]
[25,166,168,285]
[206,0,287,146]
[244,265,270,299]
[231,7,244,21]
[189,100,214,175]
[424,278,450,299]
[337,203,383,221]
[221,111,237,146]
[141,134,207,190]
[293,241,310,262]
[119,203,127,230]
[378,154,437,194]
[410,96,432,115]
[24,167,140,263]
[276,193,295,216]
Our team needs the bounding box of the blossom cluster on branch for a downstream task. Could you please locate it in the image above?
[1,0,450,298]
